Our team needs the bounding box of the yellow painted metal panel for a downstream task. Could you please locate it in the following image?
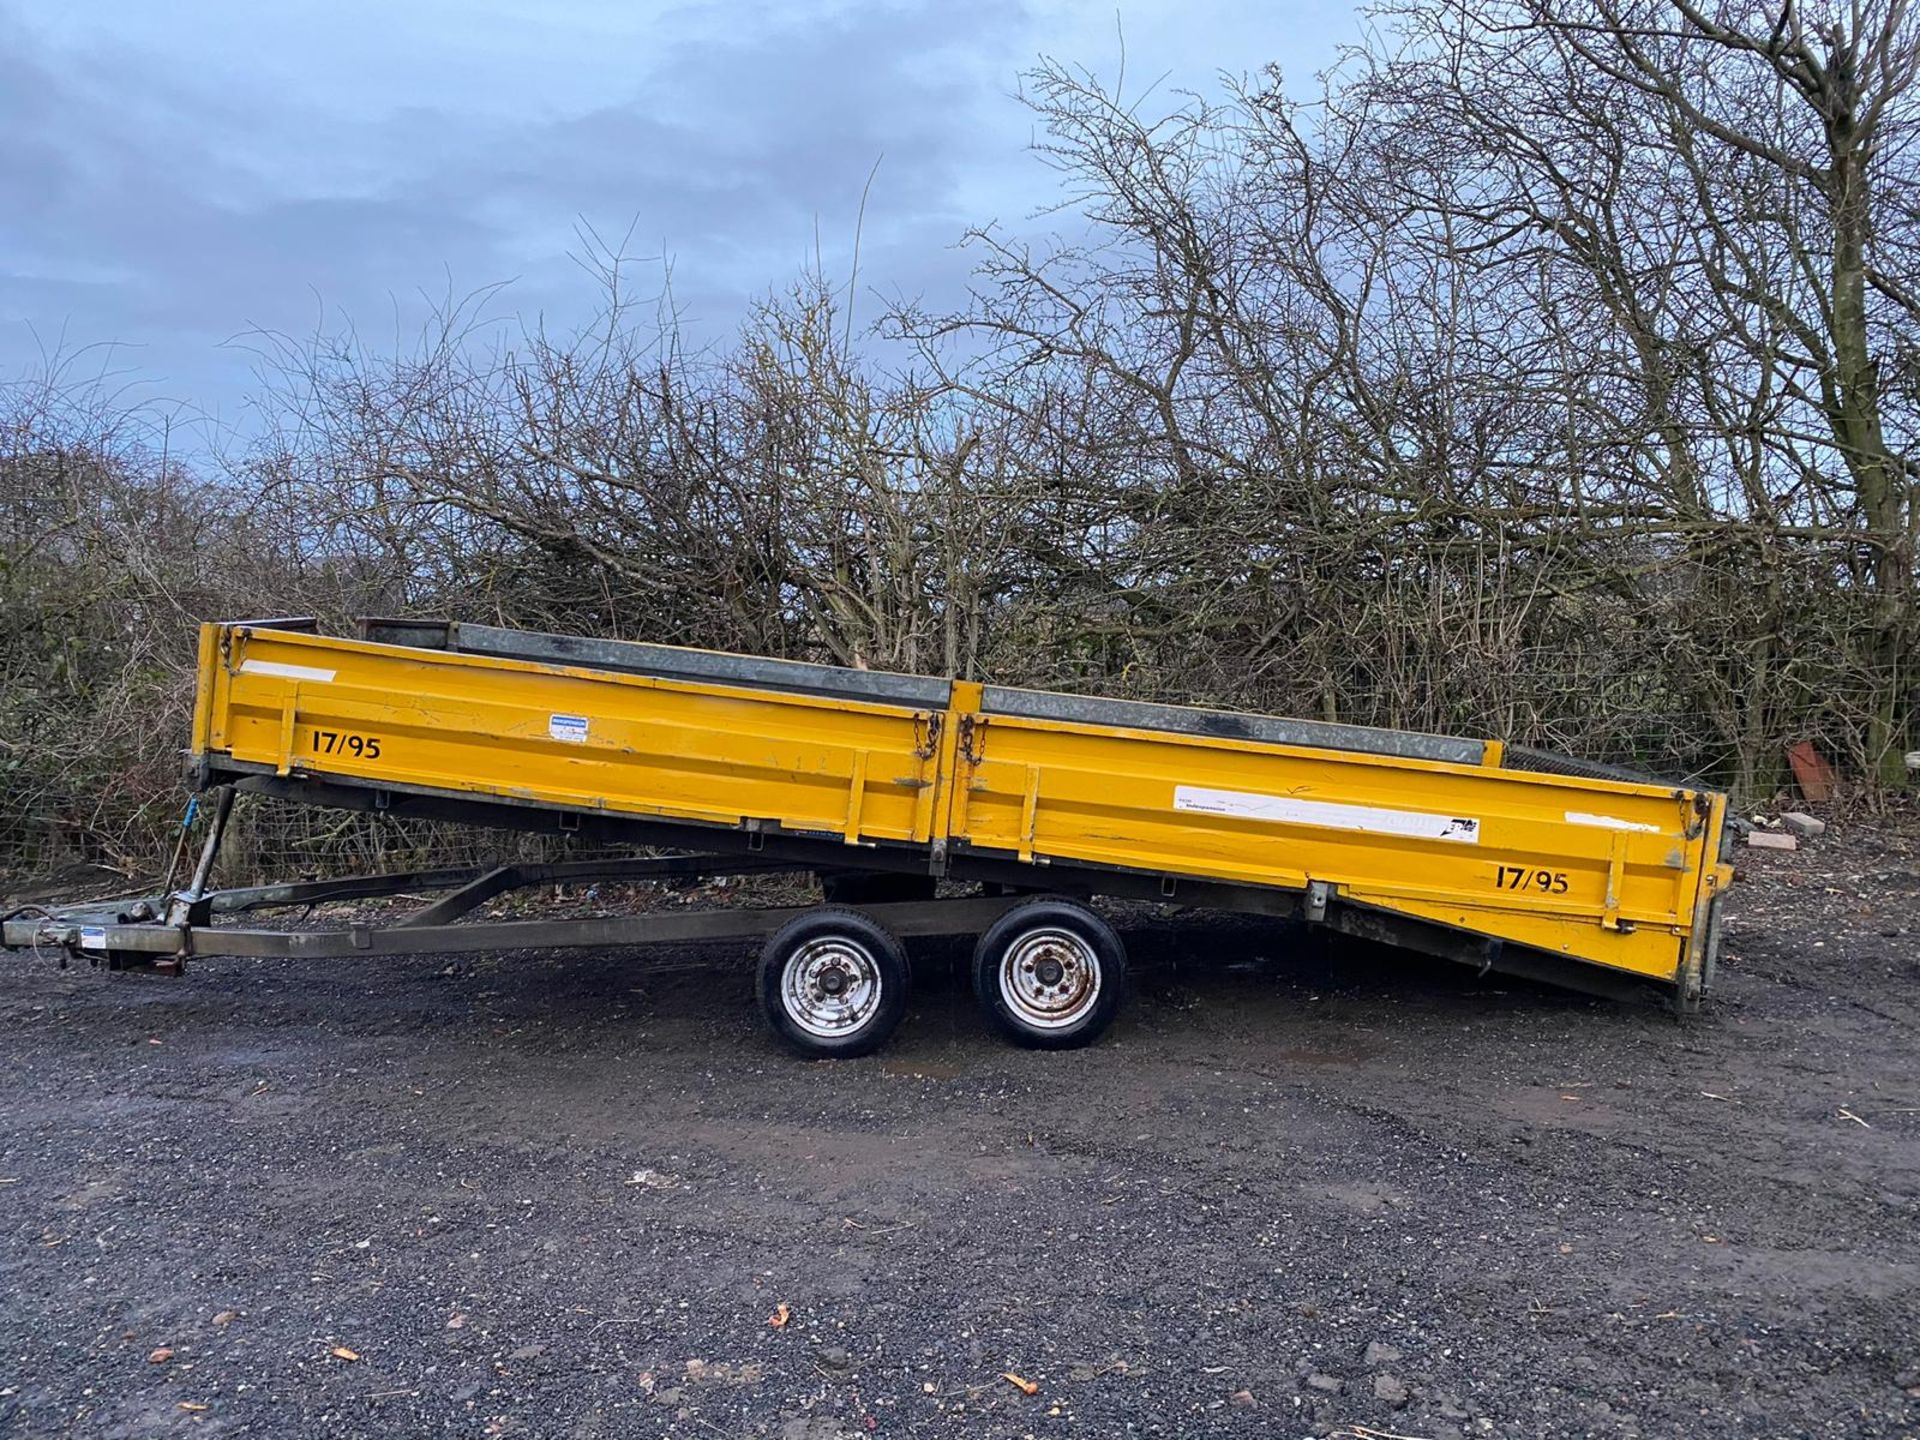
[949,714,1714,982]
[209,627,938,845]
[188,624,220,758]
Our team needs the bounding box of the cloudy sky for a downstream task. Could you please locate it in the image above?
[1,0,1349,436]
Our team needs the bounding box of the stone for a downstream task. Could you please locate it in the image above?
[1306,1372,1342,1393]
[1229,1389,1256,1408]
[1435,1394,1472,1421]
[1363,1341,1403,1367]
[814,1344,852,1371]
[1373,1374,1410,1407]
[1747,831,1798,851]
[780,1417,851,1440]
[1780,812,1826,839]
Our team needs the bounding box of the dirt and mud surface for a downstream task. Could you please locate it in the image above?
[2,820,1918,1439]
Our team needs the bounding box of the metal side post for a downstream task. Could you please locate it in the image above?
[166,786,236,929]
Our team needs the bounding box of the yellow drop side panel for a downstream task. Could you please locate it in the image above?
[192,622,1726,989]
[203,627,941,845]
[950,713,1716,982]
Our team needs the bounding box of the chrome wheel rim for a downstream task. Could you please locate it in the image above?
[999,926,1101,1030]
[782,936,884,1039]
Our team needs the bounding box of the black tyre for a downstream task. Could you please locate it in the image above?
[759,907,910,1059]
[972,898,1125,1050]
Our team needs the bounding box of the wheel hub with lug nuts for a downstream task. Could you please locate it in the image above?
[1001,926,1101,1029]
[783,937,882,1038]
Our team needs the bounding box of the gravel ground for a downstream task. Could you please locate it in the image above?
[2,820,1918,1439]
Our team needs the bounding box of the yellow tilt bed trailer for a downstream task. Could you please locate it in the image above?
[3,617,1734,1056]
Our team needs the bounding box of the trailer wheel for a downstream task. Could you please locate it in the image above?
[972,899,1125,1049]
[759,908,910,1059]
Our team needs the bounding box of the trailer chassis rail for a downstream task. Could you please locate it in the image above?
[3,857,1669,1010]
[2,845,1028,972]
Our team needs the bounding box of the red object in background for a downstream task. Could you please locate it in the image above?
[1786,740,1836,802]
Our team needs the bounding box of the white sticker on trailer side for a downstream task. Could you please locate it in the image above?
[1173,786,1481,844]
[549,713,590,744]
[1564,810,1660,833]
[237,659,338,683]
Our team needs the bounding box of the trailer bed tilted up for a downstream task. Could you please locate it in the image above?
[4,617,1733,1054]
